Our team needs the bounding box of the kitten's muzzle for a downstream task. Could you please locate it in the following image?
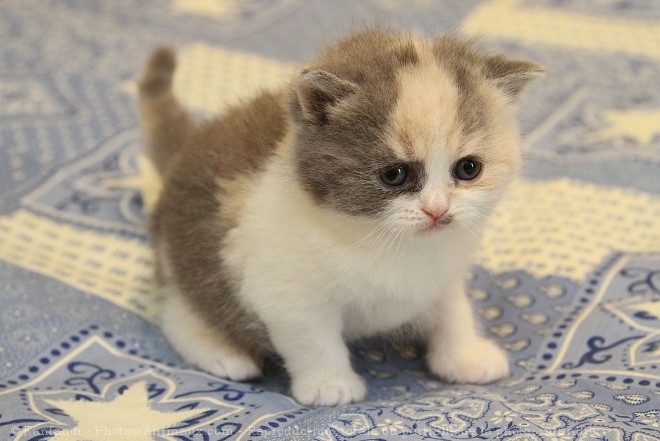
[421,211,454,232]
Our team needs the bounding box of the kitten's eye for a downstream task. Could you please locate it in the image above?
[453,157,482,181]
[379,164,411,188]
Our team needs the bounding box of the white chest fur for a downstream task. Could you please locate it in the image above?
[221,151,477,340]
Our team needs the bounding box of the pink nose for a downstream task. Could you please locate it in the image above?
[422,207,447,221]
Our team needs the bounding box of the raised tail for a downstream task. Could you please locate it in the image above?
[138,47,195,176]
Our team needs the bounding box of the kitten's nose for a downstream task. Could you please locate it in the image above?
[422,207,448,221]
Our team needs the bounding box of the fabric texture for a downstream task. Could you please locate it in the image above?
[1,0,659,440]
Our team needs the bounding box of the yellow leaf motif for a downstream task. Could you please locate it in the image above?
[489,323,517,338]
[569,390,595,400]
[507,294,534,308]
[598,381,630,391]
[521,313,549,326]
[479,306,503,321]
[540,284,566,299]
[549,379,576,389]
[514,384,541,395]
[503,338,530,352]
[614,394,650,405]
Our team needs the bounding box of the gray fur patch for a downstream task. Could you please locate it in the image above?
[433,36,492,136]
[149,90,288,361]
[290,29,423,217]
[144,29,542,364]
[433,36,544,135]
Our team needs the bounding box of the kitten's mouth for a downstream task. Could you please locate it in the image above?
[420,214,454,233]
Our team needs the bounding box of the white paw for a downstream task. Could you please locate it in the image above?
[292,372,367,407]
[198,352,261,382]
[428,338,509,384]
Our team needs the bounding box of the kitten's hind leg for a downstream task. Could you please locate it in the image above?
[160,288,261,381]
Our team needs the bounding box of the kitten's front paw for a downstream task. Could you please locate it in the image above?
[198,352,261,382]
[292,372,367,407]
[428,337,509,384]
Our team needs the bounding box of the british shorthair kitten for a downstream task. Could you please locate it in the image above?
[139,29,543,407]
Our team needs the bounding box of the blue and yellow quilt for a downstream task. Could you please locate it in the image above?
[1,1,659,440]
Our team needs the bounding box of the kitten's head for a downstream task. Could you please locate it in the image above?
[289,30,543,235]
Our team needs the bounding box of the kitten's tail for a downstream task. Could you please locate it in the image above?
[138,47,194,176]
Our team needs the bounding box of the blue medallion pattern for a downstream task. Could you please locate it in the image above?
[21,128,152,237]
[1,0,659,440]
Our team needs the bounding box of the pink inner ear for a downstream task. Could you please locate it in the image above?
[484,54,545,99]
[296,70,359,123]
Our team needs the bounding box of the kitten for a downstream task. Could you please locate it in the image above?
[138,29,543,407]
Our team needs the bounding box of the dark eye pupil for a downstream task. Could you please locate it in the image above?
[454,157,482,181]
[380,165,408,187]
[462,161,476,174]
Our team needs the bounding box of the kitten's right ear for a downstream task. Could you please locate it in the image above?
[296,69,359,124]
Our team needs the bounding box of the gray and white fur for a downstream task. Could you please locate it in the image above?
[139,29,543,407]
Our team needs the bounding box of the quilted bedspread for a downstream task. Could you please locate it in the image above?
[1,1,659,440]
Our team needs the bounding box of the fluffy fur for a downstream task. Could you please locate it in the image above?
[139,29,543,407]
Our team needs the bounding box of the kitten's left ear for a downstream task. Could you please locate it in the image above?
[483,54,545,101]
[296,69,359,124]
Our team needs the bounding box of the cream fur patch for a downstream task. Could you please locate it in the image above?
[388,55,460,163]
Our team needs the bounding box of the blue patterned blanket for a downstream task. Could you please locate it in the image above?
[1,1,659,440]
